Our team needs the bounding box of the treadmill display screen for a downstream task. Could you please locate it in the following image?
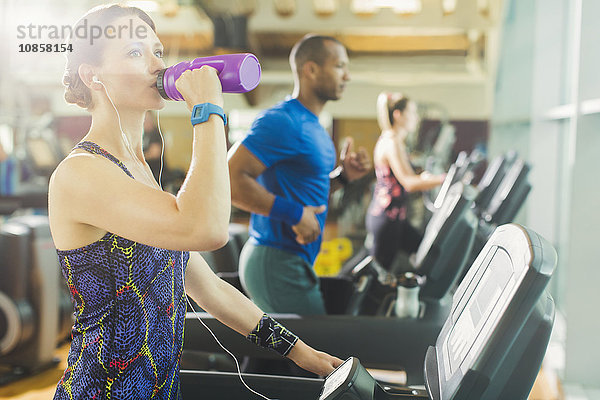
[415,184,461,265]
[444,246,526,375]
[498,160,524,201]
[478,156,503,189]
[319,358,354,400]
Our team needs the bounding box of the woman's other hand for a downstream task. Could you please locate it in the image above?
[287,339,344,377]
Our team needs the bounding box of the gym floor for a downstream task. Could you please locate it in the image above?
[0,343,562,400]
[0,344,68,400]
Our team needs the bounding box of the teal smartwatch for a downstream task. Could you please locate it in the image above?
[191,103,227,126]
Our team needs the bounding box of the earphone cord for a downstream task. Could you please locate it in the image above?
[180,253,273,400]
[98,79,272,399]
[156,111,165,188]
[97,79,157,186]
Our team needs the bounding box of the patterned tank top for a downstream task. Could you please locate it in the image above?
[54,141,190,400]
[368,163,409,221]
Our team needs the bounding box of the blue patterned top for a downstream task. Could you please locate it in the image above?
[54,141,189,400]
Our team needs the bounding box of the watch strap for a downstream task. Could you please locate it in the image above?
[191,103,227,126]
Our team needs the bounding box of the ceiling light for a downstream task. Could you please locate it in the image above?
[274,0,296,17]
[392,0,422,15]
[478,0,490,16]
[350,0,377,16]
[442,0,457,15]
[351,0,422,16]
[313,0,338,17]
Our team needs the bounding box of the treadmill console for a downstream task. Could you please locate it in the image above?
[319,357,429,400]
[318,224,556,400]
[415,182,463,265]
[443,246,523,376]
[424,224,556,400]
[319,357,375,400]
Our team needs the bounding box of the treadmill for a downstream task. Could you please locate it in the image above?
[180,224,557,400]
[342,149,482,280]
[424,149,484,213]
[461,156,532,284]
[183,181,479,383]
[481,157,532,226]
[472,151,517,215]
[0,215,73,384]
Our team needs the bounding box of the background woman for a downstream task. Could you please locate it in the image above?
[365,92,446,271]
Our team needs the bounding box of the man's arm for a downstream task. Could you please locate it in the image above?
[227,141,274,215]
[228,142,325,245]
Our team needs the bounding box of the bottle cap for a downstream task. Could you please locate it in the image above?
[397,272,419,288]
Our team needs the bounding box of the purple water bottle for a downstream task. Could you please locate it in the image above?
[157,53,261,100]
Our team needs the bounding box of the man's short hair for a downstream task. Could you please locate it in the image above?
[289,34,344,73]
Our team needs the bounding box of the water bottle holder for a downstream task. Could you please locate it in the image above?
[386,299,426,319]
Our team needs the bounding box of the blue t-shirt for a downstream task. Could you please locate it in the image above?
[241,98,336,264]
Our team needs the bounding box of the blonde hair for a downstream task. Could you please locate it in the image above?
[376,92,410,131]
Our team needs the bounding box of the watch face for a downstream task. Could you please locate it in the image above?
[193,105,204,118]
[191,103,226,125]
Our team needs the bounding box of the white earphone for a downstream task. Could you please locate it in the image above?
[92,74,158,186]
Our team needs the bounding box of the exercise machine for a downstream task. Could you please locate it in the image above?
[183,153,532,383]
[183,180,479,383]
[180,224,556,400]
[459,154,532,284]
[0,215,72,384]
[343,180,479,316]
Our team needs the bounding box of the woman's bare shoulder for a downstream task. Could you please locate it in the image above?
[48,152,110,249]
[48,150,127,211]
[50,151,108,190]
[376,133,402,155]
